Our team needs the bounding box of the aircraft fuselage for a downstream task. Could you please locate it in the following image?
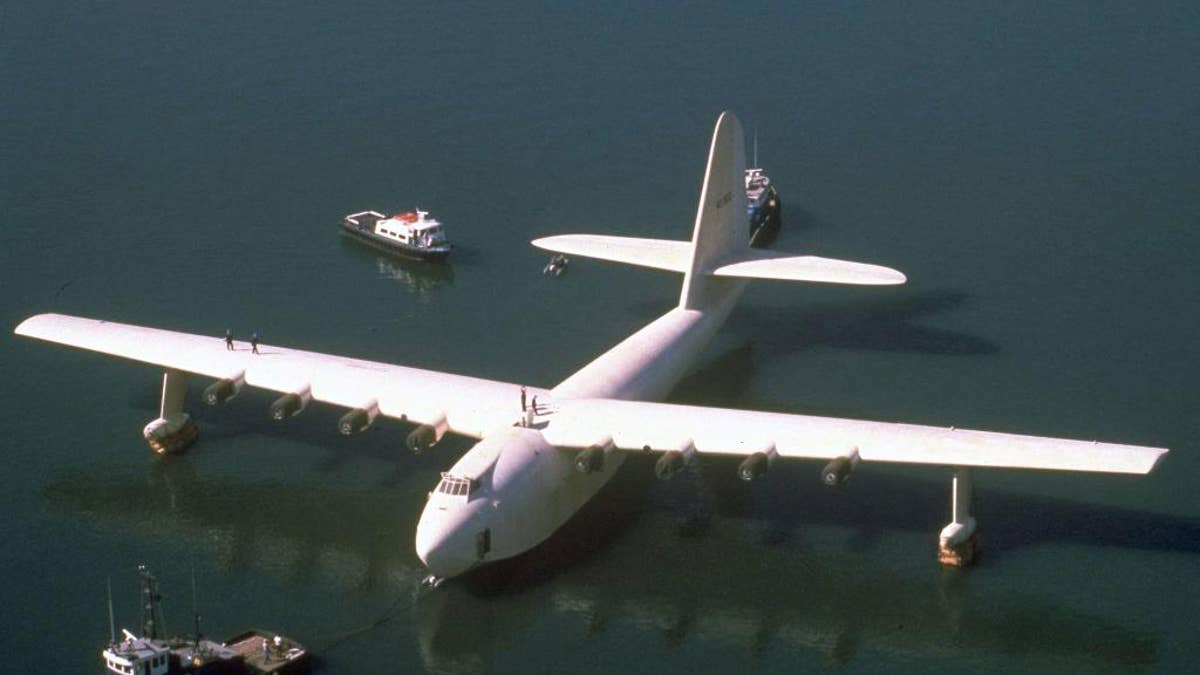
[414,279,747,578]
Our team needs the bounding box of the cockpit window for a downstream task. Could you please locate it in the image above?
[435,473,472,498]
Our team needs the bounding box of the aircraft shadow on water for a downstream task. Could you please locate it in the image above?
[43,454,1168,672]
[624,289,996,361]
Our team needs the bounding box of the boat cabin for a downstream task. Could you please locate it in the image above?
[375,210,448,249]
[103,635,170,675]
[745,168,771,209]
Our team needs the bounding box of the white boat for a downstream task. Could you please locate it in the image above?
[341,208,452,261]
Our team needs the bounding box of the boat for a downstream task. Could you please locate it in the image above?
[543,253,569,277]
[102,565,310,675]
[744,132,783,248]
[745,166,782,248]
[341,208,452,261]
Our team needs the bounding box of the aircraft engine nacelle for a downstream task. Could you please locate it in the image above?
[821,448,861,487]
[655,451,684,480]
[575,446,604,474]
[269,388,311,421]
[407,414,449,453]
[202,375,244,406]
[654,441,696,481]
[574,437,616,474]
[339,403,379,436]
[737,446,778,482]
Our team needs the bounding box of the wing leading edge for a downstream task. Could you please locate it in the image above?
[541,398,1167,475]
[14,313,531,439]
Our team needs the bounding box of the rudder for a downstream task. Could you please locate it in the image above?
[679,111,749,310]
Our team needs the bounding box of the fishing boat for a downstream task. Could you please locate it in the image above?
[102,566,310,675]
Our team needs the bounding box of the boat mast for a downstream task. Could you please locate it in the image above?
[138,564,165,639]
[753,128,759,169]
[107,576,116,645]
[191,564,201,648]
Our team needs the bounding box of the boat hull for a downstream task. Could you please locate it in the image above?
[339,222,451,262]
[748,185,782,249]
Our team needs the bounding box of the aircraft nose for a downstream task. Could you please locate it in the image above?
[415,509,480,579]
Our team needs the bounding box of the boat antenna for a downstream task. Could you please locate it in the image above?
[753,128,759,168]
[191,563,200,648]
[107,576,116,645]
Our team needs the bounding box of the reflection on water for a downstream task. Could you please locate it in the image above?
[338,235,454,297]
[374,257,454,297]
[46,459,422,590]
[45,457,1159,673]
[414,525,1158,674]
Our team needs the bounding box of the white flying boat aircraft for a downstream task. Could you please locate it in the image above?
[14,112,1167,582]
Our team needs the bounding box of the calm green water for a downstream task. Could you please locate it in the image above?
[3,2,1198,672]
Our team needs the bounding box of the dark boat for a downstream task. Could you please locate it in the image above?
[745,166,782,248]
[341,208,452,262]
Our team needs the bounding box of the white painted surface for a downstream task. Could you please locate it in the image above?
[713,252,906,285]
[680,110,749,310]
[539,398,1166,475]
[531,234,692,272]
[14,313,539,439]
[531,236,907,286]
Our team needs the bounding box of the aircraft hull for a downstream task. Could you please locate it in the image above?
[415,279,748,577]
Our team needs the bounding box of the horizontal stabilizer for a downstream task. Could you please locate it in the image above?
[713,252,906,285]
[532,234,905,287]
[531,234,691,273]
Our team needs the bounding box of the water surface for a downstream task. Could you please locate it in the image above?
[3,2,1198,672]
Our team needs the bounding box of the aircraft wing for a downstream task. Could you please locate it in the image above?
[14,313,530,438]
[541,398,1167,475]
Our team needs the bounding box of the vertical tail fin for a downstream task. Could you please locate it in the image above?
[679,111,749,310]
